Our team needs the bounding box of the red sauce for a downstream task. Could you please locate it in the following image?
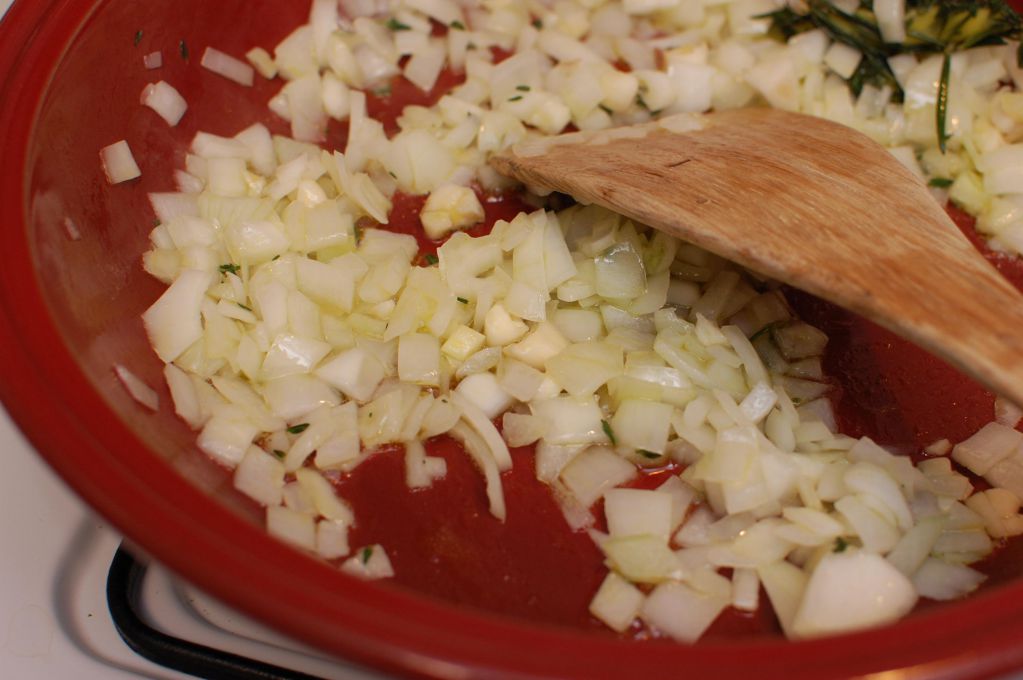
[305,74,1023,639]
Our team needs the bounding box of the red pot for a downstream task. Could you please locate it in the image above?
[2,1,1023,677]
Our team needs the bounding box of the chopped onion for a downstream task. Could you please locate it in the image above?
[100,140,141,184]
[589,572,646,632]
[136,0,1023,641]
[341,545,395,580]
[141,81,188,126]
[267,506,317,551]
[113,364,159,411]
[201,46,255,86]
[143,51,163,70]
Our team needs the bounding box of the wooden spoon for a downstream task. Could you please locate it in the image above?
[491,107,1023,407]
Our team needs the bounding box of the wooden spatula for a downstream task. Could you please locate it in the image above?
[490,107,1023,407]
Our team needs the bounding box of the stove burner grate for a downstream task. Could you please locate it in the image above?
[106,545,325,680]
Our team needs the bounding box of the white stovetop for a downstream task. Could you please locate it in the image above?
[0,404,380,679]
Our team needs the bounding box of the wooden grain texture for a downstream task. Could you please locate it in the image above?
[491,108,1023,407]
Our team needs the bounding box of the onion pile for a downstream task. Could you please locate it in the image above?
[131,0,1023,642]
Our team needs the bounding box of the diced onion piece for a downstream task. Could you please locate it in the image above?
[602,535,681,584]
[823,42,862,80]
[442,325,486,362]
[531,396,606,445]
[164,363,202,428]
[295,467,355,524]
[404,39,446,92]
[197,409,260,468]
[113,364,159,411]
[604,488,673,539]
[756,560,807,639]
[791,551,916,638]
[141,81,188,126]
[315,347,386,402]
[450,391,513,470]
[405,440,447,489]
[595,242,646,299]
[560,445,636,507]
[315,402,361,470]
[341,545,395,579]
[485,304,529,347]
[246,47,278,79]
[267,506,317,551]
[873,0,906,43]
[589,571,645,632]
[144,51,163,70]
[455,372,514,420]
[912,558,985,600]
[142,269,213,363]
[263,374,341,422]
[886,516,944,575]
[420,184,485,240]
[952,422,1023,476]
[450,422,507,521]
[502,412,548,448]
[397,333,442,386]
[201,46,255,86]
[995,396,1023,428]
[640,580,730,643]
[100,140,141,184]
[317,519,350,559]
[731,568,760,612]
[614,398,673,454]
[234,446,285,506]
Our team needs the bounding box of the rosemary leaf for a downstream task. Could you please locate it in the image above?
[936,52,951,154]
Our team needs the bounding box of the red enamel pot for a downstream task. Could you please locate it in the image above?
[3,1,1023,678]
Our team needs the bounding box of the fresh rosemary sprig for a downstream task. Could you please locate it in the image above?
[761,1,1023,152]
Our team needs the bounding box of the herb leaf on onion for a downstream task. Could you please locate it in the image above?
[761,0,1023,152]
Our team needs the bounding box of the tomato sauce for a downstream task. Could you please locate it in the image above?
[311,73,1023,639]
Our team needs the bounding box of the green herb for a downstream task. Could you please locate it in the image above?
[287,423,310,434]
[237,302,252,312]
[598,104,613,115]
[450,20,466,30]
[179,39,189,60]
[508,95,524,102]
[373,84,393,98]
[386,17,412,31]
[937,52,952,153]
[834,537,849,553]
[761,0,1023,152]
[457,296,469,304]
[424,253,439,265]
[516,84,531,92]
[134,29,143,46]
[361,546,373,563]
[152,219,161,227]
[638,449,660,459]
[388,170,397,179]
[272,254,281,261]
[635,94,649,110]
[219,263,241,275]
[928,176,954,188]
[272,449,287,459]
[532,18,542,29]
[601,419,617,445]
